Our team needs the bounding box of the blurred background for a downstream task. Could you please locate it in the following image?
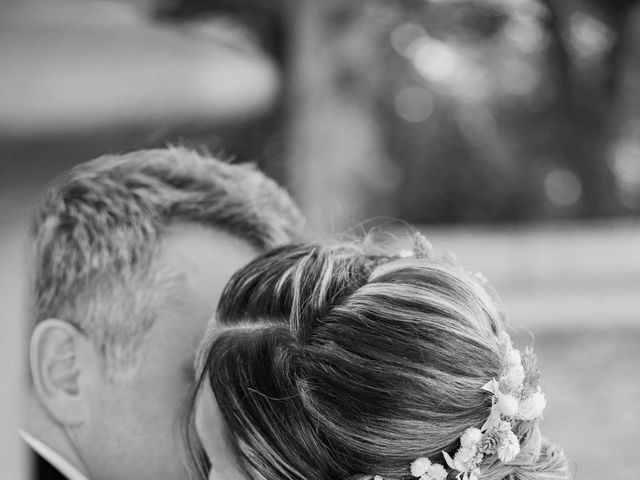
[1,0,638,478]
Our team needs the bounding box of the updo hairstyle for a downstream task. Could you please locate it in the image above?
[190,239,569,480]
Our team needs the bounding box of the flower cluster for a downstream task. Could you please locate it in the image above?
[481,332,547,430]
[406,333,546,480]
[410,457,448,480]
[440,427,483,480]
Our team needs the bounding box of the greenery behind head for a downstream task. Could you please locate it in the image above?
[189,237,569,480]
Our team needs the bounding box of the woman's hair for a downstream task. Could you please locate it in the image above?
[187,237,569,480]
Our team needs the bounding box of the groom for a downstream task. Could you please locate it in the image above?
[23,147,304,480]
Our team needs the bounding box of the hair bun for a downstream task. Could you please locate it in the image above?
[204,242,570,480]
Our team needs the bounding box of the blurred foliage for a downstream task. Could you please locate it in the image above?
[160,0,640,224]
[375,0,640,223]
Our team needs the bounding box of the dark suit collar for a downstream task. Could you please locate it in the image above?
[30,446,70,480]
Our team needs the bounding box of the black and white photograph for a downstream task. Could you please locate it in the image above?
[1,1,638,479]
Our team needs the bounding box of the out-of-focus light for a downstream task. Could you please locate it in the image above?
[475,0,549,18]
[412,38,459,83]
[568,11,615,61]
[457,105,499,143]
[462,69,490,101]
[390,22,427,56]
[517,0,549,18]
[612,142,640,190]
[514,0,549,18]
[394,86,435,123]
[451,65,491,102]
[504,16,549,53]
[544,169,582,207]
[501,58,540,97]
[364,1,402,28]
[611,141,640,208]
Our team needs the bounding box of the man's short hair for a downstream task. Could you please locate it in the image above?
[30,147,305,373]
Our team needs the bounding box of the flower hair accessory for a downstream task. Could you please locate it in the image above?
[406,333,547,480]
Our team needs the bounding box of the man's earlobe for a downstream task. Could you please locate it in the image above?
[30,319,93,425]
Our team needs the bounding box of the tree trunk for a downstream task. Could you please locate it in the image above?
[542,0,626,216]
[285,0,397,234]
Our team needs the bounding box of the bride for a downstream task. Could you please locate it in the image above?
[185,236,569,480]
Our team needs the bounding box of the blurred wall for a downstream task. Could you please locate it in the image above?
[404,220,640,328]
[0,199,28,480]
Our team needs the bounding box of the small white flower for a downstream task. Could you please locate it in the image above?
[518,391,547,420]
[454,446,476,470]
[499,375,520,395]
[497,429,520,462]
[460,428,483,448]
[496,393,519,417]
[410,457,432,477]
[507,348,522,367]
[424,463,447,480]
[473,271,488,285]
[498,331,513,347]
[459,446,477,463]
[496,420,512,433]
[503,364,525,388]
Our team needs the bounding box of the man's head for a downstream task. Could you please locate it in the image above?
[26,147,304,480]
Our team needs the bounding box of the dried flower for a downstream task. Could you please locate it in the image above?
[497,429,520,462]
[502,364,525,389]
[518,390,547,421]
[496,420,512,434]
[479,432,499,455]
[473,271,489,286]
[499,375,520,395]
[423,463,447,480]
[521,348,541,395]
[460,428,482,448]
[455,446,476,465]
[443,450,469,473]
[507,348,522,367]
[410,457,432,477]
[411,233,432,258]
[496,393,519,417]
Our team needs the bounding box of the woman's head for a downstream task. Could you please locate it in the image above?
[189,239,569,480]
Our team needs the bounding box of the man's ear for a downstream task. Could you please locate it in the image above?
[30,319,96,425]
